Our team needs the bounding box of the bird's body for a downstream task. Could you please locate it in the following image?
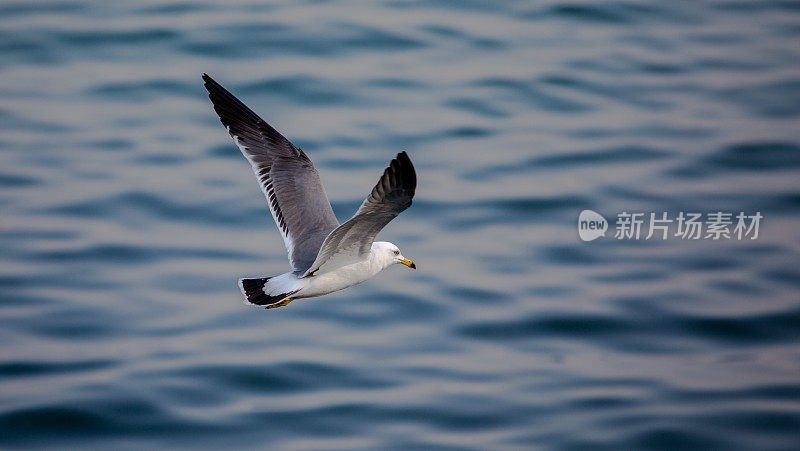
[202,74,417,308]
[249,241,399,301]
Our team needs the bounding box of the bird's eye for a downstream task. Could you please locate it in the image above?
[394,250,400,256]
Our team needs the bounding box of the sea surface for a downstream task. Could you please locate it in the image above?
[1,1,799,449]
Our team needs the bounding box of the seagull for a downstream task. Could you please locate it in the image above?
[202,74,417,309]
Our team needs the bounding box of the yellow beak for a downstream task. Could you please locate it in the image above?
[399,258,416,269]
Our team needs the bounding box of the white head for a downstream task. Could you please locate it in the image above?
[372,241,416,270]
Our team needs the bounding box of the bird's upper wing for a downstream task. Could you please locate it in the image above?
[202,74,339,274]
[301,151,416,277]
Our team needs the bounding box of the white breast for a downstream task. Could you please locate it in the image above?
[296,254,385,299]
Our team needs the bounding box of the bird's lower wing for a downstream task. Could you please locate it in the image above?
[302,152,416,277]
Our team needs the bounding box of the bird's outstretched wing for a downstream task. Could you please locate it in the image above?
[202,74,339,274]
[302,151,416,277]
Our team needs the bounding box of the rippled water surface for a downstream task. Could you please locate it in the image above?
[2,1,800,449]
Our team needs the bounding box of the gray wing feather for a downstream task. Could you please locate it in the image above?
[202,74,339,274]
[302,151,416,277]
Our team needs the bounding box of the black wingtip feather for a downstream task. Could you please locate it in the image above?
[393,151,416,196]
[202,74,300,160]
[202,74,262,125]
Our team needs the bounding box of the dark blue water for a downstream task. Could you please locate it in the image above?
[2,1,800,449]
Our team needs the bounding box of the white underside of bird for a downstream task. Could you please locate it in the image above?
[243,241,414,303]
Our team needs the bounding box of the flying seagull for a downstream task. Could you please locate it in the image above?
[202,74,417,309]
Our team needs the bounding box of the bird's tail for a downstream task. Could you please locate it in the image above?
[238,277,299,308]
